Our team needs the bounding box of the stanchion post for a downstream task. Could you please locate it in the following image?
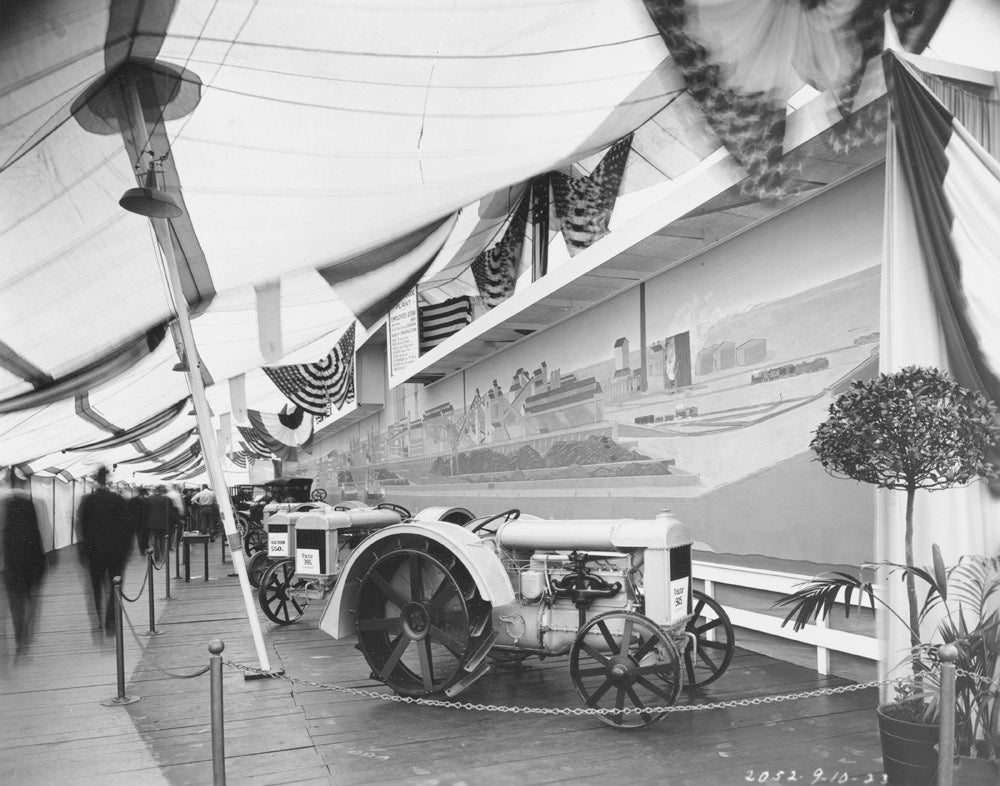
[209,639,226,786]
[175,526,181,580]
[101,576,140,706]
[144,549,162,636]
[165,536,171,600]
[937,643,958,786]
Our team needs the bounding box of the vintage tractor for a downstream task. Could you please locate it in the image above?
[240,478,329,556]
[318,508,734,728]
[254,501,422,624]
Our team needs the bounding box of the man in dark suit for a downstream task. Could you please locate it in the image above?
[144,485,178,563]
[77,466,131,635]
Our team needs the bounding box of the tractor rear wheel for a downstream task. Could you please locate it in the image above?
[355,546,491,697]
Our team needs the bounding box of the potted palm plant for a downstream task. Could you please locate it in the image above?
[774,366,998,785]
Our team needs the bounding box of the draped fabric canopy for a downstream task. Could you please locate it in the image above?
[0,0,971,481]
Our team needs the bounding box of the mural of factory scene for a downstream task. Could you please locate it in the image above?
[307,265,881,499]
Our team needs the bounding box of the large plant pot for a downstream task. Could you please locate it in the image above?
[952,755,1000,786]
[877,704,939,786]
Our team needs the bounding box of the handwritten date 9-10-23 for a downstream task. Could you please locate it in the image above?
[744,771,886,784]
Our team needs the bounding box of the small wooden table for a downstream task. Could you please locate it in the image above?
[182,533,211,582]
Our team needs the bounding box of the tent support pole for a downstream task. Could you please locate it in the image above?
[154,221,274,673]
[121,73,273,673]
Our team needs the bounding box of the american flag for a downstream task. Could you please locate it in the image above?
[551,134,632,256]
[263,324,355,419]
[471,193,530,307]
[418,296,473,353]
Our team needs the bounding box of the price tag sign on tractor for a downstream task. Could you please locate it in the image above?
[296,548,319,574]
[268,532,287,557]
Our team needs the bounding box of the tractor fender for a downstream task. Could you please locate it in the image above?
[319,521,516,639]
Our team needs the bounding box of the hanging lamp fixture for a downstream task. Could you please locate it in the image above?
[119,157,183,219]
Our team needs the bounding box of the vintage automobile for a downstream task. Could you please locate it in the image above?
[238,478,329,556]
[317,507,735,728]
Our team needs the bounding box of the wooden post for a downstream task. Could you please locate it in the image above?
[937,643,958,786]
[122,74,273,674]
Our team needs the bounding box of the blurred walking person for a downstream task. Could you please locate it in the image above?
[144,486,178,562]
[1,486,47,658]
[127,486,148,555]
[77,466,131,636]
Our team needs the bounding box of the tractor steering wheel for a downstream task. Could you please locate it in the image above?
[470,508,520,534]
[310,488,327,501]
[376,502,411,520]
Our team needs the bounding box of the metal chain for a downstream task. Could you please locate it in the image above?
[955,666,1000,691]
[224,660,904,717]
[119,569,148,603]
[119,601,210,679]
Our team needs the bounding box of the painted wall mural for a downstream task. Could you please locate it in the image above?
[295,167,886,566]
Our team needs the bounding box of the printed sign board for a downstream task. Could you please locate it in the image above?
[268,532,288,557]
[296,547,320,574]
[389,288,419,376]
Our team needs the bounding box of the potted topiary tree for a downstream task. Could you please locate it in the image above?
[774,365,998,785]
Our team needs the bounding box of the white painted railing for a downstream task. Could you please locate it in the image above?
[693,560,880,675]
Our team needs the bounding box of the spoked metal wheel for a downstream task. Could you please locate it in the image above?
[356,547,489,697]
[235,513,250,540]
[683,589,735,688]
[247,550,272,589]
[570,610,681,729]
[258,559,308,624]
[243,526,267,557]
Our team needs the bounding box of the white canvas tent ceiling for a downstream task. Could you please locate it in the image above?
[0,0,993,481]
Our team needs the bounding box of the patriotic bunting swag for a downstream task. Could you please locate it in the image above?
[883,52,1000,486]
[263,324,356,419]
[419,297,473,353]
[641,0,890,200]
[471,194,530,307]
[551,135,632,255]
[237,425,274,458]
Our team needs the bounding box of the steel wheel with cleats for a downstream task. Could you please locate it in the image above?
[683,589,735,688]
[243,526,267,557]
[355,547,490,697]
[570,610,681,729]
[258,559,308,624]
[247,549,272,589]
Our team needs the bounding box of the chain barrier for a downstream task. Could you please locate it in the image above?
[119,599,210,679]
[151,552,166,571]
[119,568,149,603]
[956,666,1000,691]
[224,659,905,717]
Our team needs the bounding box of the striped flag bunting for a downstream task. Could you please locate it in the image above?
[418,296,473,354]
[263,324,355,419]
[0,322,170,414]
[883,52,1000,481]
[137,441,201,475]
[551,135,632,255]
[641,0,886,200]
[115,429,197,465]
[237,425,273,458]
[227,451,256,469]
[246,408,313,461]
[64,398,189,452]
[471,194,530,307]
[166,461,206,482]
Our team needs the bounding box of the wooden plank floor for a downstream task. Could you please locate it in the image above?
[0,545,887,785]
